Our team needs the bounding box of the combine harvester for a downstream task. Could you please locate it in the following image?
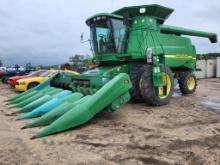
[6,5,217,139]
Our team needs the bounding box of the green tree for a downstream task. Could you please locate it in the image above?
[0,60,2,67]
[25,62,32,71]
[69,54,93,71]
[69,54,84,69]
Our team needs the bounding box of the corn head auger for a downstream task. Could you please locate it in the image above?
[5,4,217,138]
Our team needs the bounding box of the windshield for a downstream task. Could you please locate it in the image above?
[39,71,50,77]
[90,18,127,55]
[28,70,44,76]
[28,71,35,76]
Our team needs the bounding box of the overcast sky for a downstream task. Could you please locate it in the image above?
[0,0,219,66]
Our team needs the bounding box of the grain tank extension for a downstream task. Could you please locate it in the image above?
[6,4,217,138]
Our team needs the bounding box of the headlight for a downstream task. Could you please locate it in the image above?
[153,67,160,73]
[19,81,26,85]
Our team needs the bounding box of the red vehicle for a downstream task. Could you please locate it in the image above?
[0,70,6,79]
[7,70,46,87]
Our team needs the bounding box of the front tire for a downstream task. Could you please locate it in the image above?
[27,82,39,90]
[178,71,197,94]
[2,76,9,83]
[139,65,174,106]
[129,65,147,103]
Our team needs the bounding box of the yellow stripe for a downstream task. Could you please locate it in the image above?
[165,54,194,59]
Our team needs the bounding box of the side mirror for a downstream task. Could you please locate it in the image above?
[80,33,84,42]
[80,33,90,43]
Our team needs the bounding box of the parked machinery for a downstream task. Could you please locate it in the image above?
[6,5,217,138]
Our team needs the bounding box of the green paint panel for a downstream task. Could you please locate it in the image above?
[26,95,89,128]
[34,73,132,138]
[86,4,216,71]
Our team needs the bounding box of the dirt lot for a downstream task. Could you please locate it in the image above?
[0,79,220,165]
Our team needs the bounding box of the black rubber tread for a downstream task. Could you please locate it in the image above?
[50,80,59,88]
[178,71,197,94]
[1,76,9,83]
[27,82,39,90]
[129,65,148,103]
[140,65,174,106]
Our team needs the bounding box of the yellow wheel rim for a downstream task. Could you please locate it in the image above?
[158,73,171,99]
[187,77,195,90]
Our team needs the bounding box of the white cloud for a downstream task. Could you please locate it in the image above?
[0,0,219,66]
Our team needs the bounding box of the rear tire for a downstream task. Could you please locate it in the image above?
[140,65,174,106]
[129,65,147,103]
[27,82,39,90]
[178,71,197,94]
[2,76,9,83]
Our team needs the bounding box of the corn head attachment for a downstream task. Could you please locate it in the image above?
[7,70,131,138]
[32,73,131,138]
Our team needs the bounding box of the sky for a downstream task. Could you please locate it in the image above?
[0,0,219,66]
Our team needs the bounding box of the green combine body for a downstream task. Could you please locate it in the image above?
[6,4,217,138]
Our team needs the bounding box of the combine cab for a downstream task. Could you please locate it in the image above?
[6,4,217,138]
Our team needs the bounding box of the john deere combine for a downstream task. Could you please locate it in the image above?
[6,5,217,138]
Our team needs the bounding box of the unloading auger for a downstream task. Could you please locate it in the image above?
[5,4,217,138]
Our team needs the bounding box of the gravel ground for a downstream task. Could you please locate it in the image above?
[0,79,220,165]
